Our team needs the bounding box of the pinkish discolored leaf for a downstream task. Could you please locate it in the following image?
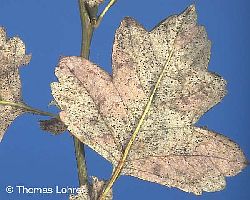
[52,5,247,195]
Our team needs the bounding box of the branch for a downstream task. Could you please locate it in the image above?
[73,0,98,187]
[76,0,117,194]
[78,0,95,58]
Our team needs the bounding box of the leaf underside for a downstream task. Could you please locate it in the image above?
[52,5,247,195]
[0,27,31,141]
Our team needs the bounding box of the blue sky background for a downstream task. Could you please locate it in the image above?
[0,0,249,199]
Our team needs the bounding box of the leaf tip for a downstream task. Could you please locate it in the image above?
[182,4,197,19]
[189,4,196,12]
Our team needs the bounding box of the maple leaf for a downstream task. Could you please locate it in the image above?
[69,177,112,200]
[52,5,247,195]
[0,27,31,141]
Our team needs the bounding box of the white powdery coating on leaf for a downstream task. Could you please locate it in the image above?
[52,5,247,195]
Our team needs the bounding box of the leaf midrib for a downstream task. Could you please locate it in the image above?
[98,48,176,200]
[99,7,192,199]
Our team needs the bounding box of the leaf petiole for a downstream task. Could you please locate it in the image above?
[94,0,117,28]
[0,100,57,118]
